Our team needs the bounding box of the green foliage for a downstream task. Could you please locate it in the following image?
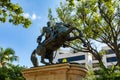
[0,47,25,80]
[84,66,120,80]
[66,0,75,6]
[56,2,75,24]
[0,0,31,28]
[60,0,120,44]
[0,64,26,80]
[55,0,120,66]
[83,66,96,80]
[0,47,18,67]
[95,66,120,80]
[99,49,108,56]
[48,8,56,25]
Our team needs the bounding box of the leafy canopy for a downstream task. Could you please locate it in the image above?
[0,65,26,80]
[0,47,18,67]
[0,0,31,28]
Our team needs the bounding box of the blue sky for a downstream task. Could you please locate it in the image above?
[0,0,62,67]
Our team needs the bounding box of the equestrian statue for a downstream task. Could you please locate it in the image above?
[31,21,86,67]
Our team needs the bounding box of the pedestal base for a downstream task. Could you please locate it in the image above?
[22,63,87,80]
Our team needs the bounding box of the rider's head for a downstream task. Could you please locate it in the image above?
[47,21,51,27]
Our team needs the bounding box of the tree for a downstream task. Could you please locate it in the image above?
[0,0,31,28]
[49,0,120,73]
[0,64,26,80]
[0,48,25,80]
[0,47,18,67]
[83,66,120,80]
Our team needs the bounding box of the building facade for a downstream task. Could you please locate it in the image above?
[53,48,92,68]
[53,46,117,69]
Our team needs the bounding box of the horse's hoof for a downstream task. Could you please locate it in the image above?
[46,63,50,65]
[41,61,49,65]
[51,63,54,65]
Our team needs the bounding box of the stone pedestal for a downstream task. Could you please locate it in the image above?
[22,63,87,80]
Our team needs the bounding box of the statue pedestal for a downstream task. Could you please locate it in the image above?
[22,63,87,80]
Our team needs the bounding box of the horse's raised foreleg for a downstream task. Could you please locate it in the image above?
[31,50,39,67]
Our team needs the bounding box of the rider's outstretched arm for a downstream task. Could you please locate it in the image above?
[37,28,45,44]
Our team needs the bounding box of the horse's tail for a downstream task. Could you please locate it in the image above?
[31,49,39,67]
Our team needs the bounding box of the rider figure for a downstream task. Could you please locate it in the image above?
[37,21,53,45]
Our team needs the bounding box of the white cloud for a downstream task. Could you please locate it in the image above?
[23,13,30,18]
[23,13,41,20]
[31,14,36,20]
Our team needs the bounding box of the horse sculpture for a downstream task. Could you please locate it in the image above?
[31,22,86,67]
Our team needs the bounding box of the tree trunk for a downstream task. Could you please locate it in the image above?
[116,54,120,66]
[87,44,108,72]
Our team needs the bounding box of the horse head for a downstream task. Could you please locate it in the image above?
[53,22,70,37]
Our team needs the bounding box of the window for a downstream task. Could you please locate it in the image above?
[58,55,85,63]
[106,57,117,62]
[107,49,114,54]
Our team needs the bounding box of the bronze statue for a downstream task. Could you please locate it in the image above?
[37,21,53,45]
[31,22,86,67]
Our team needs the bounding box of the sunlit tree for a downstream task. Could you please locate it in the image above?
[0,0,31,28]
[48,0,120,74]
[0,65,26,80]
[0,47,18,67]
